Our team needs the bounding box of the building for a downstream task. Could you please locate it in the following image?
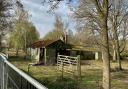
[67,45,102,60]
[27,39,71,65]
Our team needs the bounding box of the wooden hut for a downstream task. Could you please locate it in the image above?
[27,39,70,65]
[67,45,101,60]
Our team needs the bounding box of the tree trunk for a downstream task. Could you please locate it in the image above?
[113,23,122,70]
[111,7,122,69]
[24,48,27,59]
[101,15,111,89]
[0,35,2,51]
[113,45,116,61]
[116,40,122,70]
[16,48,19,56]
[102,30,111,89]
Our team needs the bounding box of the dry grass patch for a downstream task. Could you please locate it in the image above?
[9,56,128,89]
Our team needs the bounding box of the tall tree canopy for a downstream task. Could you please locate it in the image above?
[0,0,13,50]
[9,20,39,54]
[43,15,66,40]
[9,1,39,55]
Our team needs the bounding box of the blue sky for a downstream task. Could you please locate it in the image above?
[21,0,75,38]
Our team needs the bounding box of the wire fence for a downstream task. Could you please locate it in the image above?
[0,53,48,89]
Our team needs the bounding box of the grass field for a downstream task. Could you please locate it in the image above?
[9,56,128,89]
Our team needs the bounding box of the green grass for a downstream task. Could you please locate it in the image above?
[8,56,128,89]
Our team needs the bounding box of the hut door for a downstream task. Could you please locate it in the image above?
[39,48,44,63]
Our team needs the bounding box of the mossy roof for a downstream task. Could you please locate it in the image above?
[67,45,100,52]
[27,39,71,49]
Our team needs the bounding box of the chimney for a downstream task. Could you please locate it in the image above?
[64,34,68,44]
[60,33,68,44]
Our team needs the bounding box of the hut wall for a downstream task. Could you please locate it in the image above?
[30,48,40,61]
[70,50,96,60]
[27,48,31,59]
[46,48,56,65]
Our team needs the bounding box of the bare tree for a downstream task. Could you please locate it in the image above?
[108,0,128,70]
[43,15,67,40]
[119,18,128,53]
[75,0,110,89]
[75,25,97,46]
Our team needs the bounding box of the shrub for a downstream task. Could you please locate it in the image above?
[120,52,128,59]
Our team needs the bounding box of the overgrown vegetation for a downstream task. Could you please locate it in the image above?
[9,56,128,89]
[1,0,128,89]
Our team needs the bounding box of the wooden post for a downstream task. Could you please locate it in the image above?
[44,48,47,65]
[61,60,64,79]
[77,55,81,78]
[30,48,32,60]
[28,64,30,73]
[37,48,40,62]
[95,52,99,60]
[57,53,59,64]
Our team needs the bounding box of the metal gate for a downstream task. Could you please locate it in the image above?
[57,55,81,77]
[0,53,48,89]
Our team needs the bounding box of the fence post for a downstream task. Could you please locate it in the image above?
[4,63,8,89]
[61,60,64,79]
[2,61,5,89]
[77,55,81,79]
[44,48,47,65]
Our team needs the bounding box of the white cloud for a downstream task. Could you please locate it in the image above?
[21,0,74,38]
[21,0,55,38]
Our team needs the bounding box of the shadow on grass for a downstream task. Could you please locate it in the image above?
[8,56,31,62]
[23,71,78,89]
[40,77,78,89]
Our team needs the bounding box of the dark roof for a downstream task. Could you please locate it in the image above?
[27,39,70,49]
[67,45,100,52]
